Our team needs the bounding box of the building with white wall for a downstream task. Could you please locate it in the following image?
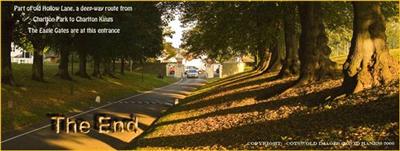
[11,43,33,64]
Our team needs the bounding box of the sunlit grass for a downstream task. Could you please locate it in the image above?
[331,48,400,65]
[1,63,177,132]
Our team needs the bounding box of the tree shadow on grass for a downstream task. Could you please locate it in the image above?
[209,70,256,85]
[177,71,272,107]
[131,95,399,150]
[155,85,341,127]
[204,70,260,90]
[174,78,296,113]
[222,74,281,93]
[182,73,283,101]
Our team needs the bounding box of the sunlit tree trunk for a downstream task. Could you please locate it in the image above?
[342,2,399,93]
[31,43,45,81]
[1,2,15,85]
[254,38,270,72]
[297,2,336,85]
[129,59,133,72]
[256,46,269,72]
[279,4,300,78]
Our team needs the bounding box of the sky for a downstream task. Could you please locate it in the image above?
[163,14,206,69]
[165,15,184,48]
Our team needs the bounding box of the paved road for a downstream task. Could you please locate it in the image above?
[2,78,206,150]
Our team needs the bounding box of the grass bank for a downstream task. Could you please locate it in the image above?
[129,51,399,150]
[330,48,400,65]
[1,63,177,132]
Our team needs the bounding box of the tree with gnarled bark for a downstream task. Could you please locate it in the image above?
[342,2,399,93]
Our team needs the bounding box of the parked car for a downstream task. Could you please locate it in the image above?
[186,70,199,78]
[185,66,198,74]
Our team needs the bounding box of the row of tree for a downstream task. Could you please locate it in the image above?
[178,1,399,93]
[1,2,166,85]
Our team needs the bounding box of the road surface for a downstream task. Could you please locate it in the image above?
[1,78,206,150]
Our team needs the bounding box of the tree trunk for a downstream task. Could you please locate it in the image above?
[1,2,15,85]
[279,4,300,78]
[103,58,114,77]
[112,58,116,73]
[256,44,269,72]
[120,57,125,74]
[128,59,132,72]
[342,2,399,93]
[256,47,264,71]
[297,2,336,85]
[265,20,284,73]
[92,56,102,78]
[32,46,45,81]
[76,51,90,78]
[55,49,71,80]
[253,51,258,69]
[265,37,283,73]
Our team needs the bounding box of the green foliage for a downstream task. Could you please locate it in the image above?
[325,2,399,58]
[386,16,399,49]
[180,2,286,62]
[163,42,177,59]
[327,26,352,57]
[179,1,399,63]
[12,2,52,51]
[322,2,353,30]
[11,2,164,64]
[381,1,399,18]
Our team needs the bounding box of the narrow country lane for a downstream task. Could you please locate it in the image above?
[2,78,206,150]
